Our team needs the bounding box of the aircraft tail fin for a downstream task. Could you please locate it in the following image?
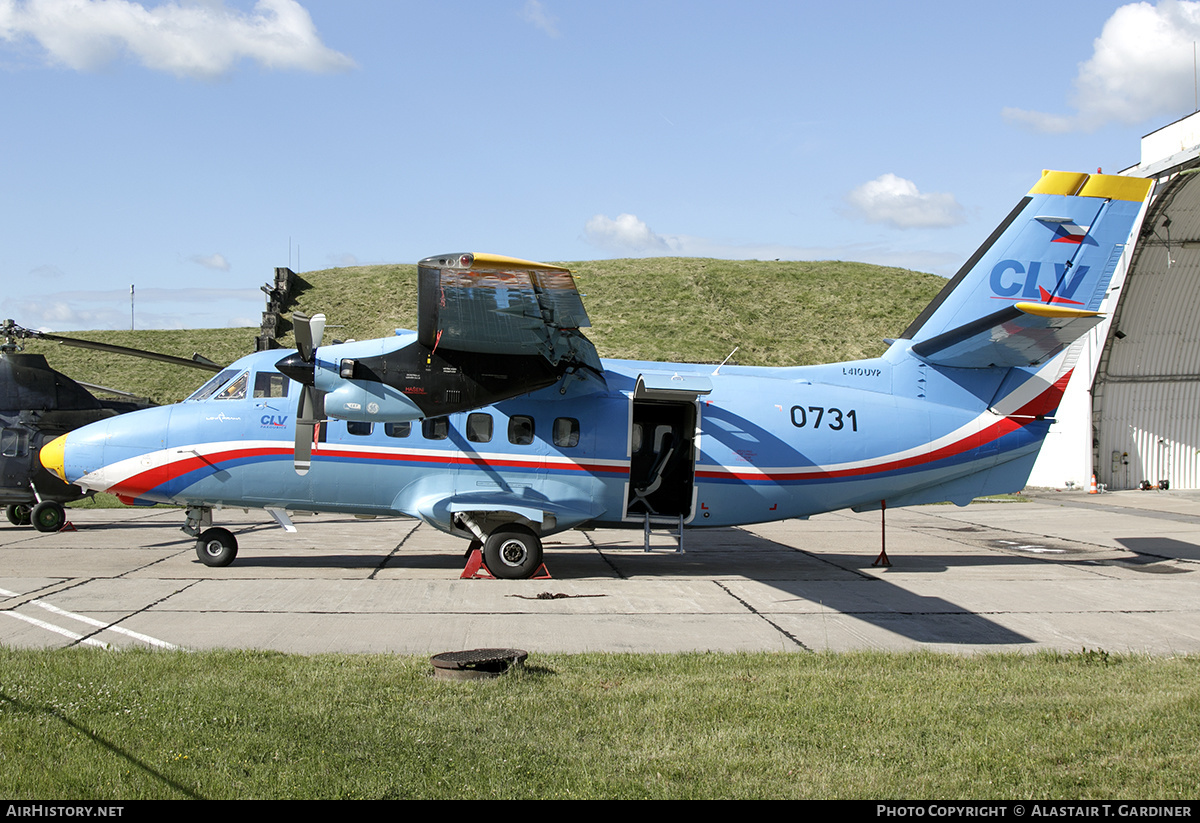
[901,171,1152,369]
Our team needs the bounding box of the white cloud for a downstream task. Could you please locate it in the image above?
[581,212,962,274]
[30,263,66,279]
[584,213,676,253]
[3,286,263,330]
[6,298,120,331]
[520,0,559,38]
[0,0,355,79]
[189,252,230,271]
[844,174,965,229]
[1004,0,1200,133]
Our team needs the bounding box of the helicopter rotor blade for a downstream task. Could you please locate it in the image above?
[3,320,222,372]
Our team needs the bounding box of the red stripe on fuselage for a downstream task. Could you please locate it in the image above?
[697,370,1072,482]
[103,444,626,499]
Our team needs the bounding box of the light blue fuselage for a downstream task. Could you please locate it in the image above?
[60,336,1054,538]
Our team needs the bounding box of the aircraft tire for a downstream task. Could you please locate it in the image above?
[196,527,238,567]
[483,526,542,579]
[6,504,32,526]
[31,501,65,533]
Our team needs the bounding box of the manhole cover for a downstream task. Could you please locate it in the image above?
[431,648,529,681]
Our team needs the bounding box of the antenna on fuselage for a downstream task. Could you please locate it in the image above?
[712,346,739,376]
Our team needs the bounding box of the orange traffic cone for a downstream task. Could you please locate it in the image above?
[1088,473,1098,494]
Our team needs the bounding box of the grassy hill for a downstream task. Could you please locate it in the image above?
[22,258,945,404]
[285,258,945,365]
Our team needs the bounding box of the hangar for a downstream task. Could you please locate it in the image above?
[1028,112,1200,490]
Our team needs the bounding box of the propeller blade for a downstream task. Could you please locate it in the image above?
[292,312,327,363]
[294,423,314,476]
[293,384,326,475]
[294,312,314,361]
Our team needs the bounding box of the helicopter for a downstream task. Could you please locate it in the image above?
[1,318,221,532]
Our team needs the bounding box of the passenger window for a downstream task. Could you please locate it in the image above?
[508,415,534,445]
[467,413,493,443]
[423,417,449,440]
[253,372,289,399]
[385,422,411,438]
[553,417,579,448]
[215,372,248,401]
[347,421,373,436]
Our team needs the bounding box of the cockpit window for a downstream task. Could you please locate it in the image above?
[2,429,28,458]
[253,371,289,399]
[187,369,240,401]
[215,373,248,401]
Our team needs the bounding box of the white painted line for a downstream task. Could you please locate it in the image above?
[31,599,179,650]
[0,586,178,650]
[2,610,108,648]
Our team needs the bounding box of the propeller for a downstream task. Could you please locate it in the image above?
[276,312,327,475]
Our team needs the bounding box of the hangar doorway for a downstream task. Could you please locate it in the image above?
[1091,113,1200,489]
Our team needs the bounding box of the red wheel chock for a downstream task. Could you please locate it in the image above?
[459,549,552,580]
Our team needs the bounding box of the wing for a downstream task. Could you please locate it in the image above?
[416,252,603,377]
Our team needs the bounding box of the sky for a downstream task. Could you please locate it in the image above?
[2,0,1199,331]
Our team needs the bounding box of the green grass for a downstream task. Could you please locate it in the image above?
[1,649,1197,799]
[21,258,945,403]
[67,493,170,509]
[287,258,945,366]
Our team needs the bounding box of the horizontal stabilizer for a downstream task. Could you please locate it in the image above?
[911,301,1103,368]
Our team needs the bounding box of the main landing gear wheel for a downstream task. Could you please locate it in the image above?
[483,526,543,580]
[196,527,238,567]
[6,504,32,526]
[31,501,65,533]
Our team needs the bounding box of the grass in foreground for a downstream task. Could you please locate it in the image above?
[1,649,1197,799]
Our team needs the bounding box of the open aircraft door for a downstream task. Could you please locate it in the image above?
[624,373,710,528]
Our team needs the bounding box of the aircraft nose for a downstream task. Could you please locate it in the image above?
[40,433,69,483]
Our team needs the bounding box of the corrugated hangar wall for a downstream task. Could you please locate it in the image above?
[1026,112,1200,491]
[1094,148,1200,490]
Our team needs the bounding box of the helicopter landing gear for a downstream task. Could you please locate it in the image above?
[31,501,65,533]
[6,503,32,526]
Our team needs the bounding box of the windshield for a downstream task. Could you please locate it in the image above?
[186,368,240,401]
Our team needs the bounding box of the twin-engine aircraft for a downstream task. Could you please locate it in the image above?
[40,171,1152,578]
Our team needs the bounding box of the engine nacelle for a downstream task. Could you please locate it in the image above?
[321,380,424,422]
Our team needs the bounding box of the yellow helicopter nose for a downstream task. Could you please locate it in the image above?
[40,433,69,484]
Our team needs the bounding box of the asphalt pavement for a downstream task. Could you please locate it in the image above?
[2,489,1198,655]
